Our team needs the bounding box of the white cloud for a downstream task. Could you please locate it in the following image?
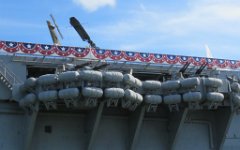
[95,0,240,36]
[164,0,240,35]
[72,0,116,12]
[89,0,240,59]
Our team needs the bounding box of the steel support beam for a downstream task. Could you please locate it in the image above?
[86,101,105,150]
[24,111,38,150]
[214,107,234,150]
[128,105,146,150]
[168,108,188,150]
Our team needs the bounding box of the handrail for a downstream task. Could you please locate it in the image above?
[0,62,23,89]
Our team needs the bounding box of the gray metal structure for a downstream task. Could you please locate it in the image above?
[0,42,240,150]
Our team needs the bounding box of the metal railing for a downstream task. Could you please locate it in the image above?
[0,61,23,89]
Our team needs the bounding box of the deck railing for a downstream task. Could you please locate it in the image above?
[0,61,23,90]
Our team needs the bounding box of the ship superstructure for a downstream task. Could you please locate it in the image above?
[0,40,240,150]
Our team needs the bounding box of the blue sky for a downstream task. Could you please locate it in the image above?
[0,0,240,60]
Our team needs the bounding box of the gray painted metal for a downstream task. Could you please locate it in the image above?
[79,70,102,81]
[58,71,79,82]
[164,94,181,104]
[180,77,200,89]
[38,90,58,102]
[129,105,146,150]
[204,77,223,88]
[144,95,162,104]
[58,88,79,99]
[206,92,224,102]
[82,87,103,98]
[124,89,143,103]
[1,55,240,150]
[231,82,240,92]
[161,80,180,91]
[183,92,202,102]
[142,80,161,90]
[24,111,38,150]
[24,77,37,89]
[104,88,124,99]
[19,93,37,107]
[103,71,123,83]
[168,108,189,150]
[232,94,240,106]
[86,101,105,150]
[123,74,142,88]
[37,74,58,86]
